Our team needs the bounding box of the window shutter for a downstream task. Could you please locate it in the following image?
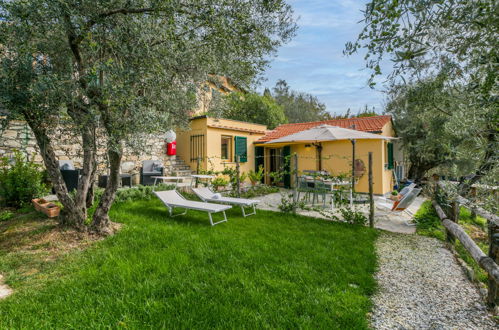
[234,136,247,162]
[387,142,394,169]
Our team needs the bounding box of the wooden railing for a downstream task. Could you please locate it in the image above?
[433,181,499,307]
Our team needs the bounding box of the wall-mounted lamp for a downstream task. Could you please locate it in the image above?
[305,144,311,151]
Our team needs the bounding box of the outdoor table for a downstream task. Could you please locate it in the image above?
[151,176,185,191]
[303,177,352,209]
[190,174,215,188]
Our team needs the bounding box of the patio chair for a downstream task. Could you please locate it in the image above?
[296,176,314,202]
[140,160,164,186]
[192,187,259,217]
[154,190,231,226]
[312,179,329,207]
[58,160,79,192]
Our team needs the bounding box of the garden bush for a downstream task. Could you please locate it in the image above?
[339,207,367,226]
[227,184,279,198]
[0,210,14,221]
[103,183,176,204]
[0,151,49,208]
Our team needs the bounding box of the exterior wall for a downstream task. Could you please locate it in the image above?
[0,120,177,179]
[380,120,396,137]
[192,76,241,116]
[176,117,267,178]
[176,117,208,170]
[320,139,390,195]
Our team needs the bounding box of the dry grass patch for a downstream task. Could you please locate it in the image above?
[0,207,120,289]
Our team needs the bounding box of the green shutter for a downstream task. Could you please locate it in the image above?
[282,146,291,188]
[387,142,394,169]
[234,136,247,162]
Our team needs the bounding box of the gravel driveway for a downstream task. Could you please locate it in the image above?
[371,232,496,329]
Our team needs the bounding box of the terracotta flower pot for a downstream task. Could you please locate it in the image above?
[32,198,60,218]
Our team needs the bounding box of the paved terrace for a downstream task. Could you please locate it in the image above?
[252,190,423,234]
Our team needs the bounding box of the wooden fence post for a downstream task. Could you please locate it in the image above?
[236,155,241,198]
[488,222,499,307]
[368,152,374,228]
[293,153,298,203]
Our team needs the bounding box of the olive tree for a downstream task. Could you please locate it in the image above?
[272,80,330,123]
[346,0,498,195]
[0,0,296,234]
[385,73,464,181]
[215,91,286,129]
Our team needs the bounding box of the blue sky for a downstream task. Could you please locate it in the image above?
[260,0,386,116]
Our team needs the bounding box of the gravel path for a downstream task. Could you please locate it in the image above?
[371,232,496,329]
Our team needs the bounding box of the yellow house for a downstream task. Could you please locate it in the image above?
[254,115,397,195]
[176,116,267,174]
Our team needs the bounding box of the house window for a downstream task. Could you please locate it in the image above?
[221,135,232,160]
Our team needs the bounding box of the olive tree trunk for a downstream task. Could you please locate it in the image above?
[91,147,122,235]
[23,115,89,230]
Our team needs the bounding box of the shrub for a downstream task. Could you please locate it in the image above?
[221,167,247,192]
[227,184,279,198]
[112,184,175,204]
[278,193,305,214]
[339,207,367,226]
[413,200,445,240]
[0,151,49,208]
[0,210,14,221]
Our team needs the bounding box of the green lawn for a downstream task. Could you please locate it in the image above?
[0,199,377,329]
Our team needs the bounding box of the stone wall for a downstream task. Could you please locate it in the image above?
[0,120,177,182]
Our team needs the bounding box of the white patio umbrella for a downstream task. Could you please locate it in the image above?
[265,124,394,144]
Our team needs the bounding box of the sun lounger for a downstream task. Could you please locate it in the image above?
[192,187,259,217]
[392,187,422,226]
[154,190,231,226]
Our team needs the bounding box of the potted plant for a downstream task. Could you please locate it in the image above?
[248,165,264,187]
[32,198,60,218]
[389,190,399,201]
[211,177,229,192]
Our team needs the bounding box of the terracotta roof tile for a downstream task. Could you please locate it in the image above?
[256,115,392,143]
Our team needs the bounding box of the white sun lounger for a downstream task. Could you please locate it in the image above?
[154,190,231,226]
[192,187,260,217]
